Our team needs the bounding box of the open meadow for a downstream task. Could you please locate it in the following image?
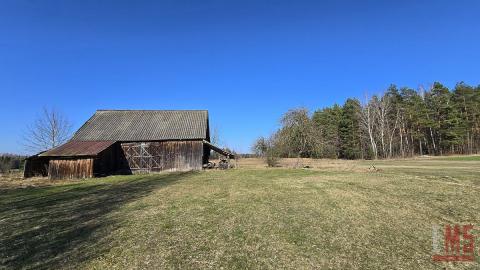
[1,156,479,269]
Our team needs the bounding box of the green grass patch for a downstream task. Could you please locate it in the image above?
[437,155,480,161]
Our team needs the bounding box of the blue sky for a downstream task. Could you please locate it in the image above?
[1,0,479,154]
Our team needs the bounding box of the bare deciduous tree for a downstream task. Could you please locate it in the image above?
[23,108,72,153]
[360,94,379,159]
[375,95,390,158]
[278,108,321,167]
[211,126,221,146]
[252,136,268,157]
[252,134,280,167]
[209,126,222,159]
[387,108,400,158]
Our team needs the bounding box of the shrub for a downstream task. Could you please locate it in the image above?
[266,155,279,167]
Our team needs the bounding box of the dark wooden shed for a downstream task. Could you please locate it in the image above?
[24,110,233,179]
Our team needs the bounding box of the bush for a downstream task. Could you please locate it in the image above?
[266,155,279,167]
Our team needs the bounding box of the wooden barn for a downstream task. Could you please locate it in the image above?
[24,110,233,179]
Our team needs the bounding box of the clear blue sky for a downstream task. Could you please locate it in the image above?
[1,0,479,154]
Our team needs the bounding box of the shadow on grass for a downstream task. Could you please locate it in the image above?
[0,172,192,269]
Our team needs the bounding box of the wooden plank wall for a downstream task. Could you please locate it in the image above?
[43,140,205,179]
[24,157,49,178]
[48,158,94,180]
[93,143,119,176]
[121,140,203,172]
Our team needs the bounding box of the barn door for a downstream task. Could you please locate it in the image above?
[121,142,162,172]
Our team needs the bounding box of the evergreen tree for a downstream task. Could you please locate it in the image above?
[339,99,362,159]
[253,81,480,160]
[452,82,476,153]
[426,82,463,154]
[312,104,342,158]
[401,87,428,155]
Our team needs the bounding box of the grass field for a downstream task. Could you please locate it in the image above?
[1,157,479,269]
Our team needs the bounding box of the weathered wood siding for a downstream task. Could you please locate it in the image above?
[34,140,206,179]
[120,140,203,172]
[93,142,121,176]
[48,158,94,179]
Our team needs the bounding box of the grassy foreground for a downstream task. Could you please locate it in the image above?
[1,158,479,269]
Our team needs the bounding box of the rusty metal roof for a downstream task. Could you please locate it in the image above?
[71,110,209,141]
[39,141,116,157]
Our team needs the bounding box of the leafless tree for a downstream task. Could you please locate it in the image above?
[252,134,280,167]
[360,94,379,159]
[209,126,222,159]
[211,126,221,146]
[360,92,400,159]
[387,108,400,158]
[252,136,268,157]
[23,107,72,153]
[279,108,320,166]
[375,95,390,158]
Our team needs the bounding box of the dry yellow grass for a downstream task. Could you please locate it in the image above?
[0,171,86,189]
[1,157,479,269]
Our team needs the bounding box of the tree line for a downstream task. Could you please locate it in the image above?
[253,82,480,162]
[0,154,26,173]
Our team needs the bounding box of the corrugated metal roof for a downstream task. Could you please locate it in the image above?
[71,110,208,141]
[203,140,235,158]
[39,141,116,157]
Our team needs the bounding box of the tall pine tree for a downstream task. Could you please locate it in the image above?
[339,99,362,159]
[312,104,343,158]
